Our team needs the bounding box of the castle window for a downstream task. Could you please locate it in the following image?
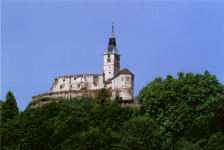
[60,85,62,88]
[85,84,88,88]
[104,84,106,87]
[93,82,97,87]
[94,77,98,81]
[109,72,111,74]
[127,78,130,81]
[107,59,111,62]
[122,78,123,81]
[84,76,86,79]
[63,79,65,82]
[108,54,110,58]
[70,85,72,88]
[74,77,76,80]
[78,84,80,88]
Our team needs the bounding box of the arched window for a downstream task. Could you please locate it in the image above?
[93,82,97,87]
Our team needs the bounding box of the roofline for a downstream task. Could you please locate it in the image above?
[103,53,121,56]
[55,74,102,79]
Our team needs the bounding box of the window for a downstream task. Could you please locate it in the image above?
[108,54,110,58]
[104,84,106,87]
[132,78,134,81]
[63,79,65,82]
[127,78,129,81]
[116,55,119,61]
[122,78,123,81]
[74,77,76,80]
[109,66,111,68]
[109,72,111,74]
[94,77,98,81]
[78,84,80,88]
[70,85,72,88]
[93,82,97,87]
[85,84,88,87]
[108,79,110,81]
[60,86,62,88]
[84,76,86,79]
[107,59,111,62]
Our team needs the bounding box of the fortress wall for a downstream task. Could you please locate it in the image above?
[30,99,60,108]
[51,75,105,92]
[32,90,98,101]
[32,88,133,102]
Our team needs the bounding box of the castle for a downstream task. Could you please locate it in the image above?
[32,25,135,101]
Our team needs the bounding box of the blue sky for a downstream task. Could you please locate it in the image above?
[1,1,224,111]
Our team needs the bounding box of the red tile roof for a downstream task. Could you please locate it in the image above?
[110,68,134,80]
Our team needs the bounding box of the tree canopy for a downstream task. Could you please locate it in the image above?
[1,91,19,123]
[137,70,224,147]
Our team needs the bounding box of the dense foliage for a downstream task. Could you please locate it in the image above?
[137,70,224,149]
[2,71,224,149]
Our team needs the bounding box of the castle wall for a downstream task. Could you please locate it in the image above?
[51,74,104,92]
[110,74,134,99]
[32,90,98,101]
[32,87,134,102]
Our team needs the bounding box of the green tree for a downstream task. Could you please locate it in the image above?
[89,102,139,133]
[137,71,224,148]
[59,97,94,113]
[114,94,123,106]
[92,88,111,108]
[115,116,161,150]
[1,91,19,123]
[206,131,224,150]
[73,127,119,150]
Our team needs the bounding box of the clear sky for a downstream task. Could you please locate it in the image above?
[1,1,224,111]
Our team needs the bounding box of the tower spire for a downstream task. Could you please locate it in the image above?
[110,22,115,38]
[112,22,114,32]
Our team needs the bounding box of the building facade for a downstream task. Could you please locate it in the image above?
[50,27,135,100]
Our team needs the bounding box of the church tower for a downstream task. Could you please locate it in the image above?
[103,24,121,81]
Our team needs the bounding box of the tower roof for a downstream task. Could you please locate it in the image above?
[104,23,119,55]
[104,47,119,55]
[110,31,115,38]
[110,22,115,38]
[110,68,134,80]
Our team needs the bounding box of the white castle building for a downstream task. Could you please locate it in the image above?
[50,26,135,100]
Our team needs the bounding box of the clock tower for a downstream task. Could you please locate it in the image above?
[103,24,121,81]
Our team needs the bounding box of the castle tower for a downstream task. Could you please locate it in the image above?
[103,24,121,81]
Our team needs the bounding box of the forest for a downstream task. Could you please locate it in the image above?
[1,70,224,150]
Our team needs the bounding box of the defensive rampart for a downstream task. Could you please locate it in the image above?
[31,89,141,108]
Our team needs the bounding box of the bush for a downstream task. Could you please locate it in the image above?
[81,87,87,90]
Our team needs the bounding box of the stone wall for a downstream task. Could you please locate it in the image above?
[32,90,98,101]
[30,99,60,108]
[31,89,141,108]
[32,88,134,102]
